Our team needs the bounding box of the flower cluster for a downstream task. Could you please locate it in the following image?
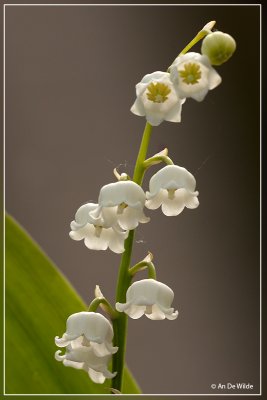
[131,51,221,126]
[56,22,236,389]
[70,180,150,254]
[70,165,199,253]
[130,25,235,126]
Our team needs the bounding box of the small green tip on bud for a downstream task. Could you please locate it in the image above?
[201,31,236,66]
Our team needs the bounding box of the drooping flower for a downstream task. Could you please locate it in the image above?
[55,312,118,384]
[169,52,221,101]
[90,181,150,231]
[69,203,129,253]
[116,279,178,320]
[130,71,185,126]
[145,165,199,216]
[55,312,118,356]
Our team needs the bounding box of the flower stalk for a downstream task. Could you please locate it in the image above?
[88,297,119,320]
[58,19,235,393]
[128,260,157,280]
[111,122,153,390]
[111,21,215,390]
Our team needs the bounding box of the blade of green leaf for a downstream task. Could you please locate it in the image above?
[5,214,141,394]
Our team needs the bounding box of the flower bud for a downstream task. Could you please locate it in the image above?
[201,31,236,66]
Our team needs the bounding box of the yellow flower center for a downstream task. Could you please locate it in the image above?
[179,62,202,85]
[146,82,171,103]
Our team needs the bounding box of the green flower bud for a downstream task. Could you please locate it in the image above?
[201,31,236,66]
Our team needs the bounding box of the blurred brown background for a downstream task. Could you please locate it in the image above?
[5,4,260,395]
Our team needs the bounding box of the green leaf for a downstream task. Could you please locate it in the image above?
[5,214,141,394]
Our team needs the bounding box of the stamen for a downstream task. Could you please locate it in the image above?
[117,202,128,215]
[168,189,176,200]
[146,82,171,103]
[82,335,91,347]
[179,62,202,85]
[146,305,153,314]
[94,225,103,238]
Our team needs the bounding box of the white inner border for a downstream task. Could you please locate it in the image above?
[3,3,262,397]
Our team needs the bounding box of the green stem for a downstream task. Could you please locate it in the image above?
[129,261,157,280]
[111,122,153,391]
[178,30,207,56]
[143,154,174,169]
[88,298,118,320]
[133,122,153,183]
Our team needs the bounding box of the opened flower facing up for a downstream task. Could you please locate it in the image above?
[55,312,118,384]
[90,181,150,231]
[169,52,221,101]
[69,203,129,254]
[116,279,178,320]
[146,165,199,216]
[131,71,185,126]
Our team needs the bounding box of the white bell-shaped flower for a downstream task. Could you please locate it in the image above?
[130,71,185,126]
[116,279,178,320]
[55,345,116,384]
[90,181,150,231]
[169,52,221,101]
[146,165,199,216]
[70,203,129,254]
[55,312,118,357]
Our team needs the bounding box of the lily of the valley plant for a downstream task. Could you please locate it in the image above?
[55,21,236,393]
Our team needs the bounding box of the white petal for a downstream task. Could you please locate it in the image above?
[161,192,186,216]
[138,211,150,224]
[88,369,106,384]
[63,359,84,370]
[130,97,145,116]
[71,203,98,229]
[184,191,199,209]
[108,229,128,254]
[140,71,170,86]
[55,335,71,348]
[55,350,65,361]
[117,207,147,230]
[164,100,184,123]
[126,305,146,319]
[147,116,164,127]
[90,341,116,357]
[105,341,119,355]
[145,189,166,210]
[145,304,166,320]
[100,207,119,228]
[190,87,209,102]
[69,224,93,241]
[165,310,179,320]
[208,67,222,89]
[115,302,130,313]
[84,230,109,251]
